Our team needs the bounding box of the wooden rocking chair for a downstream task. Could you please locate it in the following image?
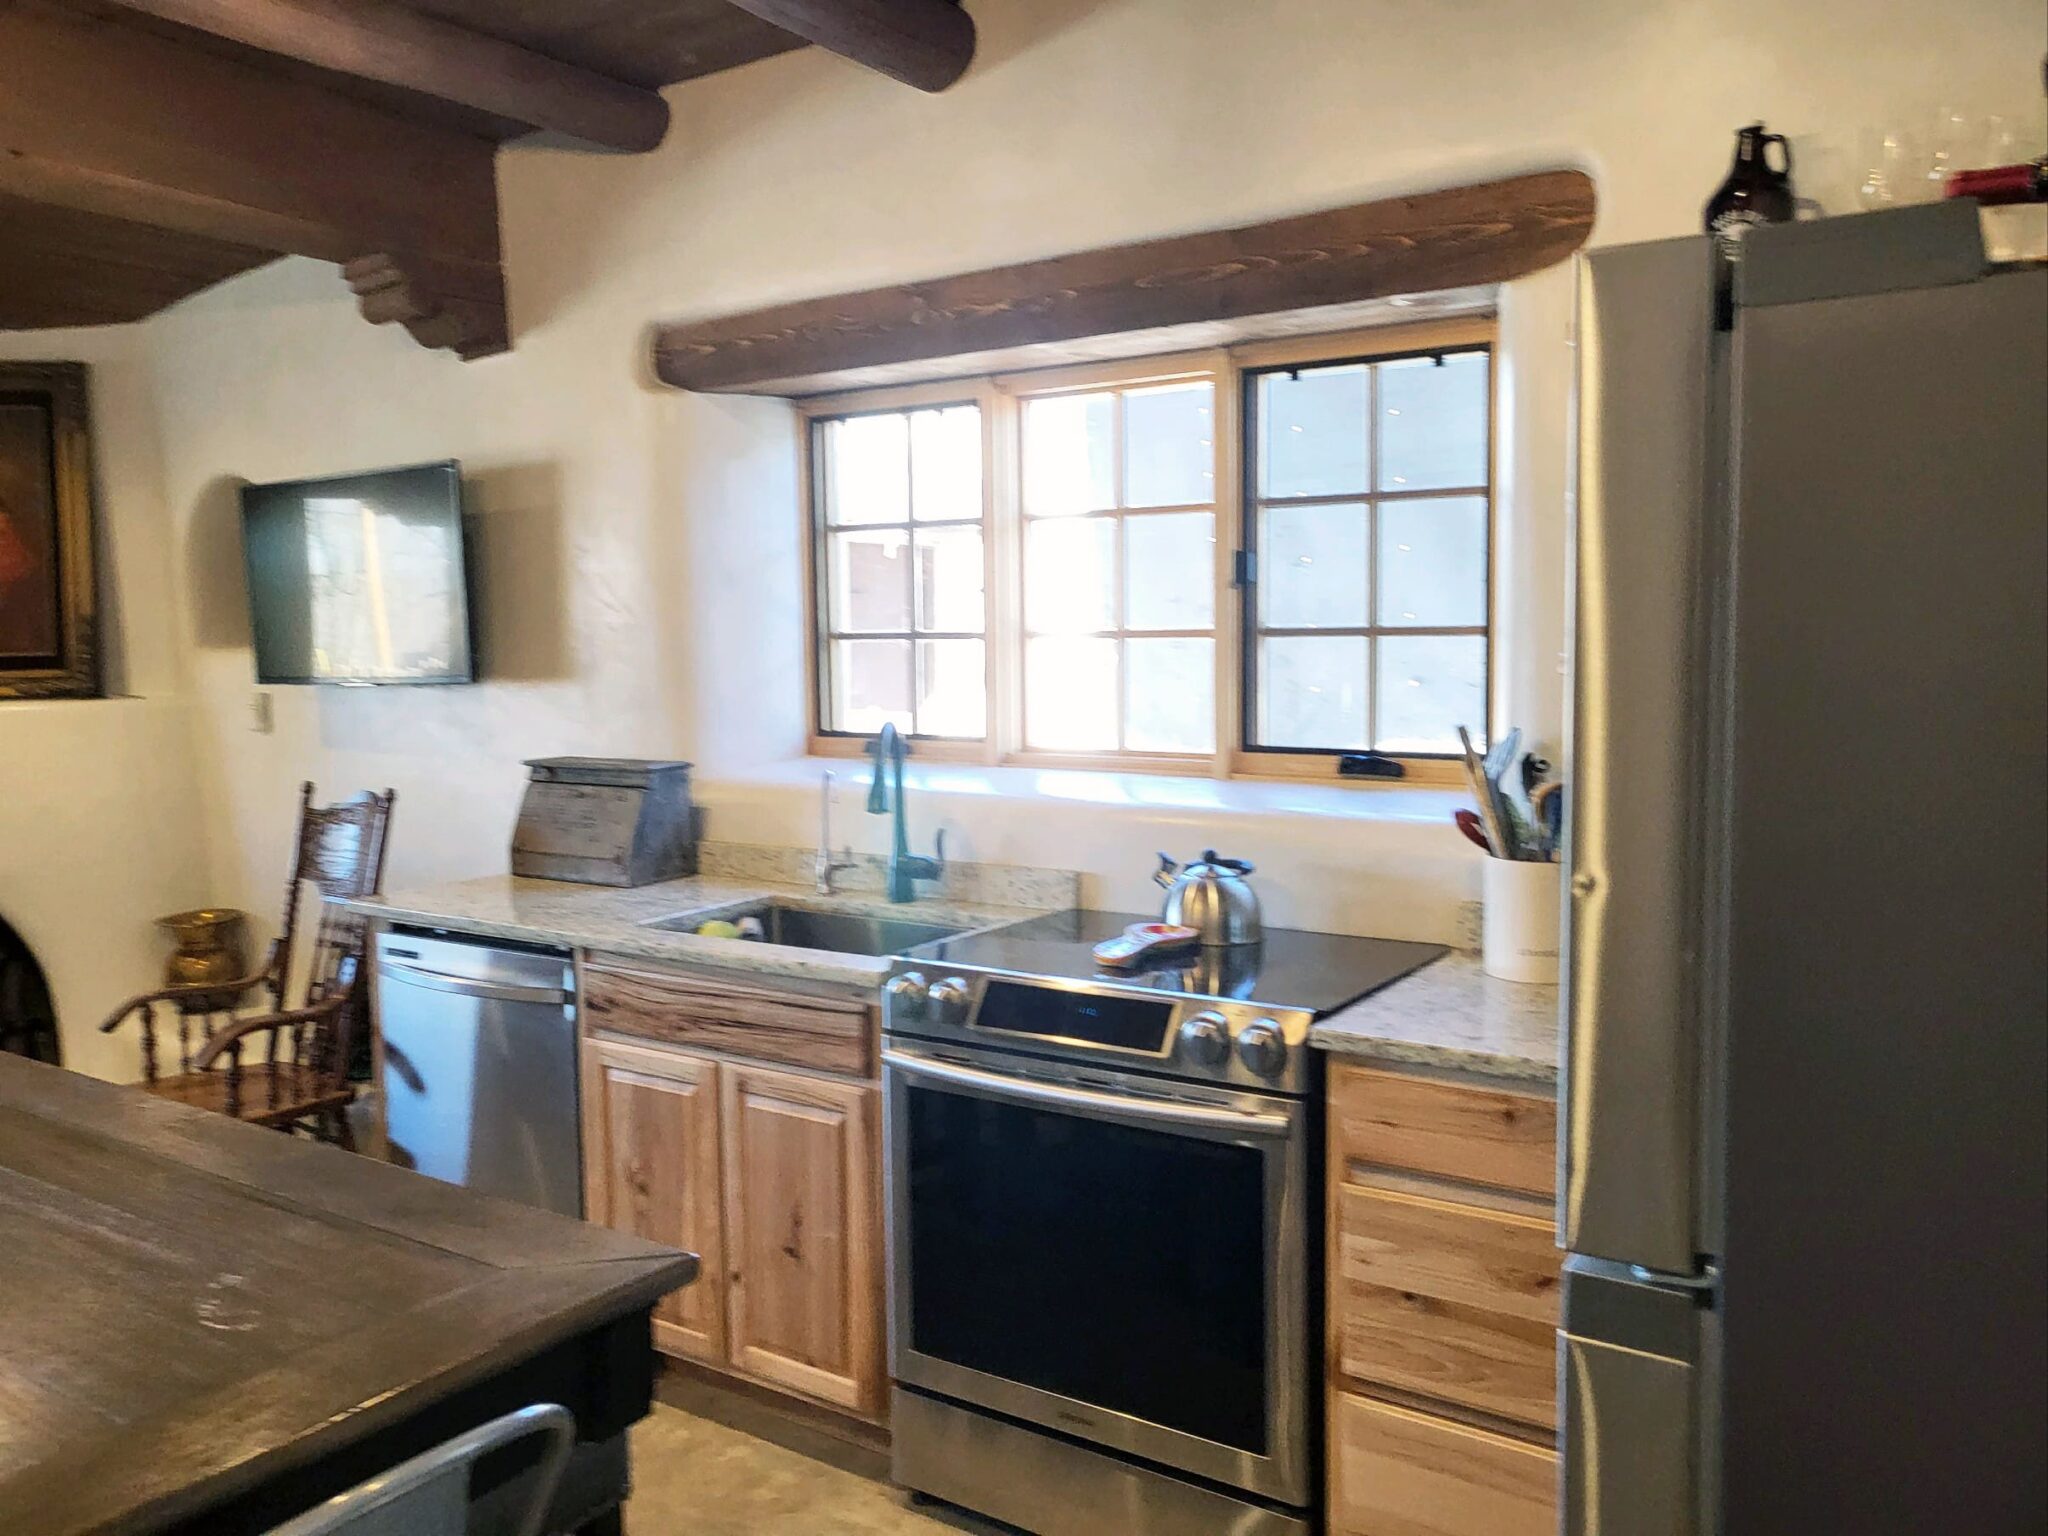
[99,782,394,1144]
[121,925,366,1146]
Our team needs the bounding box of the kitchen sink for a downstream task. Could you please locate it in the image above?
[641,902,964,957]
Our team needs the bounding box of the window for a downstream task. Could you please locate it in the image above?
[803,320,1493,777]
[811,404,988,738]
[1019,377,1219,756]
[1243,347,1490,756]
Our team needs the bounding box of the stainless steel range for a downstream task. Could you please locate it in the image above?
[881,910,1442,1536]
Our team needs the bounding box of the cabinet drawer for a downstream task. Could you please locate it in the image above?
[1331,1064,1556,1197]
[584,959,873,1076]
[1335,1185,1561,1429]
[1331,1392,1556,1536]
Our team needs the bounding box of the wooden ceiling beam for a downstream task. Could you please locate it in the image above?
[104,0,670,151]
[652,171,1598,394]
[725,0,974,92]
[0,194,273,328]
[0,3,507,356]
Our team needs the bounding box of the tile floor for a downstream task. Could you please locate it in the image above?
[626,1374,1013,1535]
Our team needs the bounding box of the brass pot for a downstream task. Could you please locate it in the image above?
[156,908,249,989]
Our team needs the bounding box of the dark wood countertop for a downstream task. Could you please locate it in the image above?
[0,1054,696,1536]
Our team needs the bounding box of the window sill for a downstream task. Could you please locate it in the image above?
[701,756,1471,827]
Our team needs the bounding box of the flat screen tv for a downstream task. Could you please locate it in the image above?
[240,461,477,685]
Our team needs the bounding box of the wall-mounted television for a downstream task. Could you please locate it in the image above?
[240,461,477,685]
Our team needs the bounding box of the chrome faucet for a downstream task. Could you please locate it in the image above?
[814,770,857,895]
[865,724,945,904]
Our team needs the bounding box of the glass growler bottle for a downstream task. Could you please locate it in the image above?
[1704,123,1796,251]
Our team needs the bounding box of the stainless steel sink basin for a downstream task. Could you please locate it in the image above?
[641,902,963,957]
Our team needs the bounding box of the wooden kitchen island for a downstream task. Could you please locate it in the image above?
[0,1054,695,1536]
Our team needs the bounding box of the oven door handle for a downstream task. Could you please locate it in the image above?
[882,1049,1294,1139]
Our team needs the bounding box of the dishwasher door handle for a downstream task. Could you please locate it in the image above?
[378,960,569,1006]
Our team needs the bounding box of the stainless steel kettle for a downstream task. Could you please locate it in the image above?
[1154,850,1262,947]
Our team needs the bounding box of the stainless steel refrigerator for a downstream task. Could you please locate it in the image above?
[1561,203,2047,1535]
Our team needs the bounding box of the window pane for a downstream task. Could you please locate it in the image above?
[1026,636,1117,750]
[1024,393,1115,516]
[913,525,984,633]
[1260,365,1368,498]
[1025,518,1113,633]
[916,639,986,738]
[831,639,911,733]
[1379,497,1486,627]
[1258,635,1367,750]
[1379,352,1488,491]
[829,528,909,632]
[1125,638,1215,754]
[1375,635,1486,754]
[1124,382,1214,508]
[1260,503,1368,628]
[1125,511,1214,631]
[911,406,981,522]
[825,413,909,525]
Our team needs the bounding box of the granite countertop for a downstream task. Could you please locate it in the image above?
[337,841,1077,994]
[1308,950,1559,1084]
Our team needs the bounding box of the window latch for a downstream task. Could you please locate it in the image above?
[1231,549,1257,588]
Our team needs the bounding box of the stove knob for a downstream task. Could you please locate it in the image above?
[1178,1010,1231,1067]
[1236,1018,1288,1078]
[928,976,974,1024]
[885,971,928,1021]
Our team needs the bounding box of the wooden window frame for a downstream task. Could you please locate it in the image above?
[800,317,1496,786]
[801,380,1000,764]
[1235,319,1496,786]
[997,353,1228,774]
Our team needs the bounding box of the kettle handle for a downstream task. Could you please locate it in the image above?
[1154,852,1179,889]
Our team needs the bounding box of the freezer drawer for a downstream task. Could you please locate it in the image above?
[377,931,582,1217]
[1559,1256,1704,1536]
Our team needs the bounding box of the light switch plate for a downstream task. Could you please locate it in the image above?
[251,691,274,734]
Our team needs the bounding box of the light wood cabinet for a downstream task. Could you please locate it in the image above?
[721,1063,882,1415]
[1332,1392,1557,1536]
[1330,1063,1557,1198]
[584,960,872,1077]
[1335,1185,1560,1428]
[581,1036,726,1364]
[1327,1060,1562,1532]
[578,956,886,1422]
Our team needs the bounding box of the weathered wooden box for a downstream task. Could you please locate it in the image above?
[511,758,696,887]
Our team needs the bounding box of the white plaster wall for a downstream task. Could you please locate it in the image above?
[40,0,2044,954]
[0,326,210,1078]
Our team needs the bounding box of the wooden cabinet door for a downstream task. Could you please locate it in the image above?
[581,1037,725,1364]
[1332,1392,1556,1536]
[720,1063,882,1416]
[1335,1184,1562,1429]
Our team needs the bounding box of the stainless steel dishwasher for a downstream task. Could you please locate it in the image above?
[375,930,582,1217]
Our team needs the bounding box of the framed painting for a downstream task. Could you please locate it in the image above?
[0,362,99,699]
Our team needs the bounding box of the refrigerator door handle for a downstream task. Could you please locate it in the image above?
[1628,1263,1719,1295]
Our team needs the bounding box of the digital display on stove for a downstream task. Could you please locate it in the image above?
[972,981,1175,1053]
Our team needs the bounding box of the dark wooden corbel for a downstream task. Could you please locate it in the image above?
[342,252,510,361]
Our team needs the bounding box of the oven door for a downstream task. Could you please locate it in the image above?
[883,1040,1311,1506]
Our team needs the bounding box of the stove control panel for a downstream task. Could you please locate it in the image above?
[881,961,1317,1094]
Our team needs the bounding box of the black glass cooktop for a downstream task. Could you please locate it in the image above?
[907,910,1445,1016]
